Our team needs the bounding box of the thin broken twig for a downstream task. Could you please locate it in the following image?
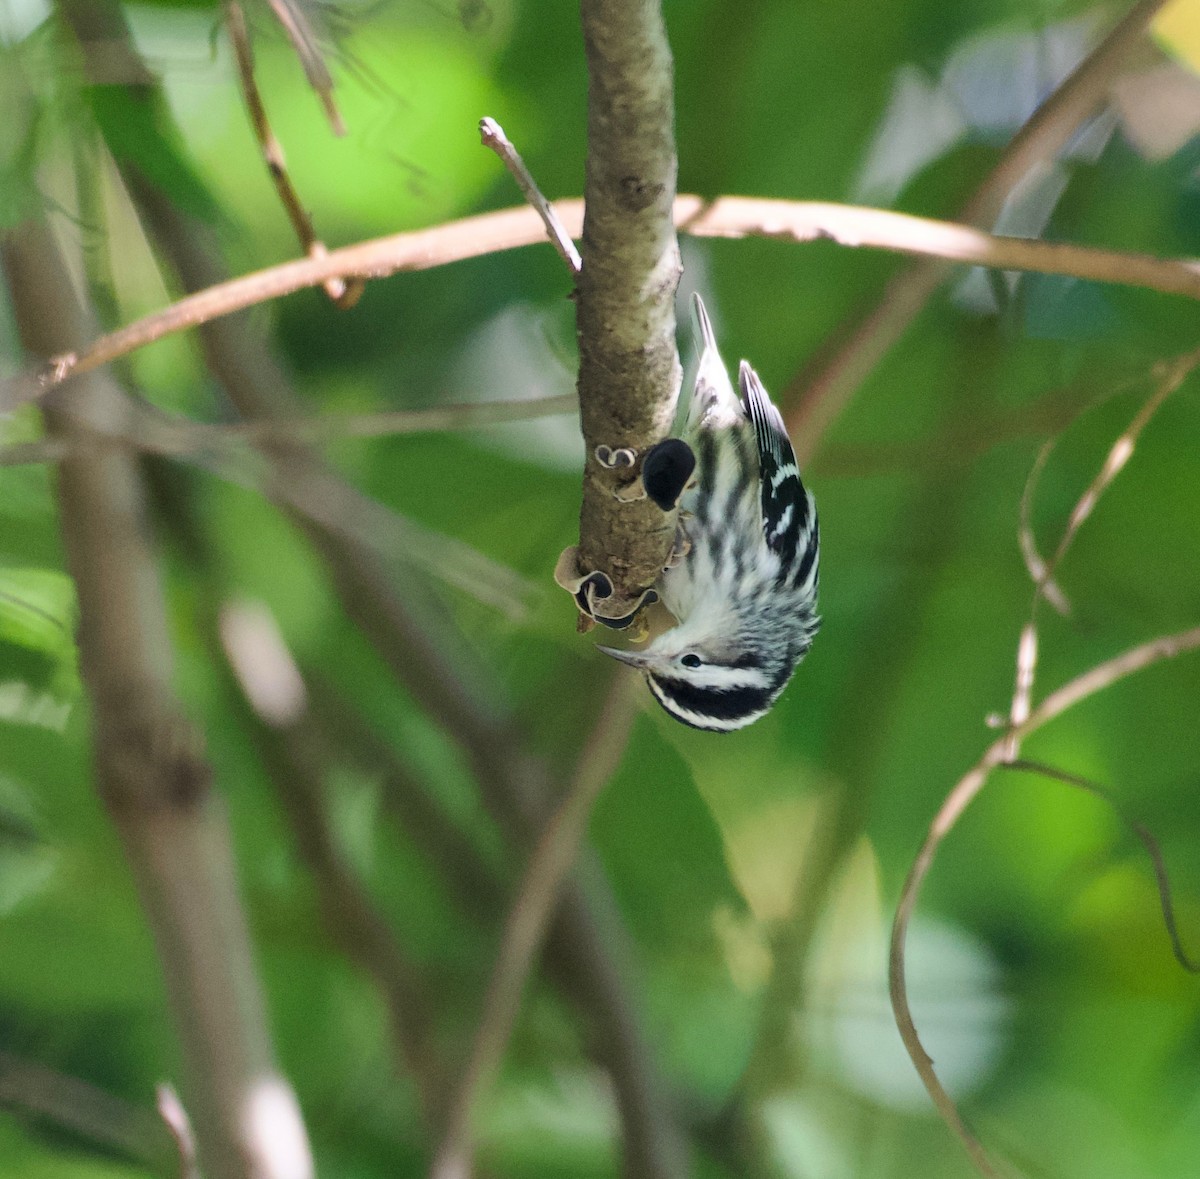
[226,0,361,306]
[480,117,581,275]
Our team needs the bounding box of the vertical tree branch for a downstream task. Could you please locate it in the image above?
[573,0,683,621]
[2,222,312,1179]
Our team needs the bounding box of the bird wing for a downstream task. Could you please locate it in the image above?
[739,361,813,578]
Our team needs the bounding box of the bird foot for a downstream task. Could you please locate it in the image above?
[663,522,691,570]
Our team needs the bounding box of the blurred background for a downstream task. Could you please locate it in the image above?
[2,0,1200,1176]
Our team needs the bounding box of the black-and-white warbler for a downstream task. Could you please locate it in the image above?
[598,293,820,731]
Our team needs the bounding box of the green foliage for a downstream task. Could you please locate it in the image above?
[2,0,1200,1177]
[86,84,224,227]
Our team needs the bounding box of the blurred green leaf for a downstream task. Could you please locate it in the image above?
[0,567,78,698]
[86,84,223,225]
[591,718,744,947]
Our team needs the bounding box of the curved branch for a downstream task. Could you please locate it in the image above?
[1004,759,1200,974]
[682,199,1200,299]
[889,623,1200,1176]
[5,200,589,407]
[1018,351,1197,604]
[1007,351,1197,748]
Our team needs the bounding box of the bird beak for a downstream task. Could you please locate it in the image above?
[596,645,650,669]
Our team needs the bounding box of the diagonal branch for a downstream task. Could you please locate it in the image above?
[0,1050,178,1172]
[784,0,1173,456]
[112,107,684,1179]
[225,0,360,306]
[261,0,344,135]
[429,675,641,1179]
[217,598,448,1126]
[0,393,578,468]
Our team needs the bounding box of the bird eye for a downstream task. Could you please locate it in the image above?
[681,653,702,669]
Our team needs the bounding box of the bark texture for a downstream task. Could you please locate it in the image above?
[573,0,683,624]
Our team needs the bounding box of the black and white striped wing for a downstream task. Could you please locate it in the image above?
[738,361,817,586]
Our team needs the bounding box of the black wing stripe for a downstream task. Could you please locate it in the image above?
[696,430,717,525]
[791,514,819,591]
[738,361,811,570]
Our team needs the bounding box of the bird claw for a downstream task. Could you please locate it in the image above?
[663,522,691,570]
[624,611,651,643]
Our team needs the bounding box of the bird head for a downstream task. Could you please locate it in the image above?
[597,627,789,732]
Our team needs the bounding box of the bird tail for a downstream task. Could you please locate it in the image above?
[688,293,741,428]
